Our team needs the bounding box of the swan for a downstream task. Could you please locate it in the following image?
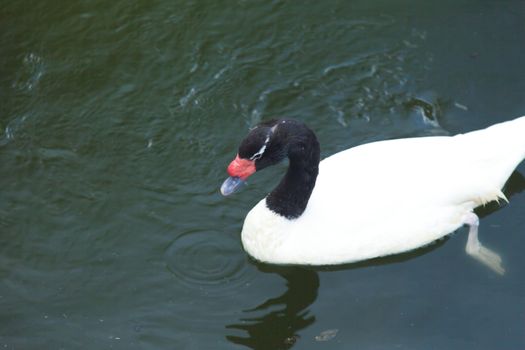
[221,117,525,274]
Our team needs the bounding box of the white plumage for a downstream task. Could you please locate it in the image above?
[240,116,525,273]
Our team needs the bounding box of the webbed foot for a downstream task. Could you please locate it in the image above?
[463,212,505,275]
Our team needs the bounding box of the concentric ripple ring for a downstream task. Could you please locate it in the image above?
[165,229,252,295]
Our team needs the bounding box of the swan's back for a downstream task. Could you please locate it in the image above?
[317,117,525,209]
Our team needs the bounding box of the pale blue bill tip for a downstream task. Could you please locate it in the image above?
[220,176,246,196]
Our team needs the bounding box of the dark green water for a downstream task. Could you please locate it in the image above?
[2,1,525,349]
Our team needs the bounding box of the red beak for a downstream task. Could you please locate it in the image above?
[227,155,256,180]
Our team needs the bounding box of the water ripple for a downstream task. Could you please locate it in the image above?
[165,229,252,295]
[12,53,45,92]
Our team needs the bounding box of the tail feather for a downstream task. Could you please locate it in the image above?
[456,116,525,204]
[469,116,525,163]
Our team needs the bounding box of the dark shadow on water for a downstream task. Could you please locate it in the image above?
[226,264,319,349]
[316,237,448,272]
[226,171,525,349]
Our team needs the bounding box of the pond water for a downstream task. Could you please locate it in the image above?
[1,1,525,349]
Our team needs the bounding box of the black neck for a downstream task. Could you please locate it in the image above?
[265,122,320,219]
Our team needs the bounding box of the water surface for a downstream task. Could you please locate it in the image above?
[2,1,525,349]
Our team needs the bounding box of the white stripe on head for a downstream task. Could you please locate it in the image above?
[250,134,270,160]
[250,123,279,161]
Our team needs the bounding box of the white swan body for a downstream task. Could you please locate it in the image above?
[236,117,525,267]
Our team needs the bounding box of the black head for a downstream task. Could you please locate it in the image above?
[221,119,287,196]
[238,119,288,171]
[221,118,320,204]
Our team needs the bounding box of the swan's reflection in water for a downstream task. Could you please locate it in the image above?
[226,265,319,349]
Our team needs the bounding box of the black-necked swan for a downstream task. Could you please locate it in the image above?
[221,117,525,274]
